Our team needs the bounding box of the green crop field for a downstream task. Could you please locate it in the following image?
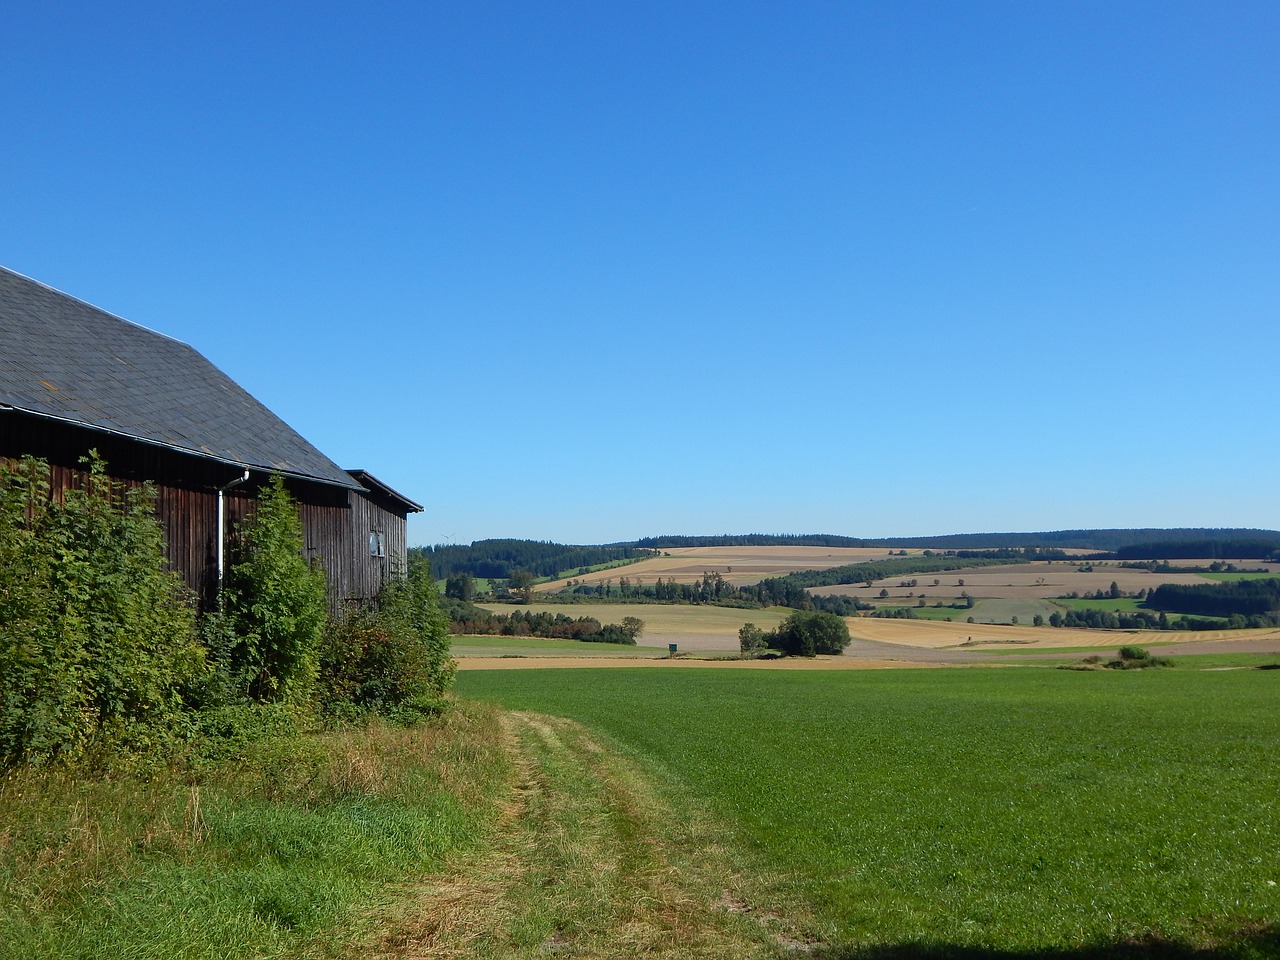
[458,667,1280,956]
[1055,597,1146,613]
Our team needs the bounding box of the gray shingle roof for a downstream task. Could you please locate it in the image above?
[0,266,358,489]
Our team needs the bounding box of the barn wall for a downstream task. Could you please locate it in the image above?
[1,412,387,611]
[347,490,410,602]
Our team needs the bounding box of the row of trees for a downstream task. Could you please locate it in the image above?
[1114,538,1280,561]
[417,540,655,581]
[0,455,454,769]
[1146,578,1280,619]
[438,597,644,644]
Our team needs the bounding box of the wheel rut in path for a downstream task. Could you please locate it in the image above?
[365,711,800,959]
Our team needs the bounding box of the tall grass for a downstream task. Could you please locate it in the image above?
[458,667,1280,955]
[0,705,508,959]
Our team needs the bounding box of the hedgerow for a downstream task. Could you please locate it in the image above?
[0,456,455,771]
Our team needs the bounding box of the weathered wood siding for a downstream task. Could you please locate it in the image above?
[1,412,405,610]
[348,489,409,601]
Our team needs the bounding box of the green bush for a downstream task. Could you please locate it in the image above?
[0,455,206,768]
[772,610,851,657]
[739,622,767,656]
[1108,645,1173,670]
[222,475,328,706]
[317,553,455,722]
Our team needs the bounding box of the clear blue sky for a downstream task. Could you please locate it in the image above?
[3,2,1277,545]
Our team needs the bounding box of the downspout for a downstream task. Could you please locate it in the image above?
[217,470,251,606]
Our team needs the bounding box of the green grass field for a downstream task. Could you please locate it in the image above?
[0,712,509,960]
[458,667,1280,956]
[1054,597,1146,612]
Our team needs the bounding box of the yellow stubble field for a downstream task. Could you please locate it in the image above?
[809,560,1221,601]
[849,616,1280,651]
[538,545,907,591]
[474,600,794,652]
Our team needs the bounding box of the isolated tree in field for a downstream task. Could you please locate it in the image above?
[508,569,536,603]
[879,588,889,598]
[773,610,850,657]
[445,572,476,602]
[738,622,767,656]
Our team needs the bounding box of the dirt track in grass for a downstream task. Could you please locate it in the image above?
[364,711,797,958]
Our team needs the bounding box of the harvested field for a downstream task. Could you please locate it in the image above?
[810,560,1215,601]
[1147,558,1280,572]
[538,545,907,591]
[847,616,1280,651]
[463,601,1280,662]
[456,655,904,670]
[474,601,792,653]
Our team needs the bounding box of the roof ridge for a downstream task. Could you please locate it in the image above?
[0,264,192,349]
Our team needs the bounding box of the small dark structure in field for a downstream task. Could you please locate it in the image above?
[0,265,420,609]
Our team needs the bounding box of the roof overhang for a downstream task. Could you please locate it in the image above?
[1,404,363,491]
[346,469,424,513]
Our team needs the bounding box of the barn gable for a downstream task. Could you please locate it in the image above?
[0,266,421,608]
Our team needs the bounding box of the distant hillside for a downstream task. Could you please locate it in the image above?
[418,529,1280,581]
[414,540,654,581]
[638,529,1280,554]
[634,534,872,549]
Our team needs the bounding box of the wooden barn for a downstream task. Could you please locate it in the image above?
[0,265,422,609]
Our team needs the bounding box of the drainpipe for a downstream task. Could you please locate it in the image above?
[217,470,251,606]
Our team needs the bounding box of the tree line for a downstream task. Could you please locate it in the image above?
[1113,539,1280,561]
[415,540,655,581]
[1146,578,1280,619]
[438,596,642,644]
[634,528,1280,553]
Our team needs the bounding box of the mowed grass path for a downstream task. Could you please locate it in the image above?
[457,667,1280,955]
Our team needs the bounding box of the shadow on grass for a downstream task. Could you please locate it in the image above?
[810,925,1280,960]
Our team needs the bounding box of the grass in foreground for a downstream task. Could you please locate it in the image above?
[458,667,1280,957]
[0,707,508,960]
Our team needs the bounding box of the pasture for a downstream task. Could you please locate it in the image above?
[457,666,1280,956]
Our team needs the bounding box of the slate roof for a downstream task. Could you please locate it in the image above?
[346,469,423,514]
[0,266,359,489]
